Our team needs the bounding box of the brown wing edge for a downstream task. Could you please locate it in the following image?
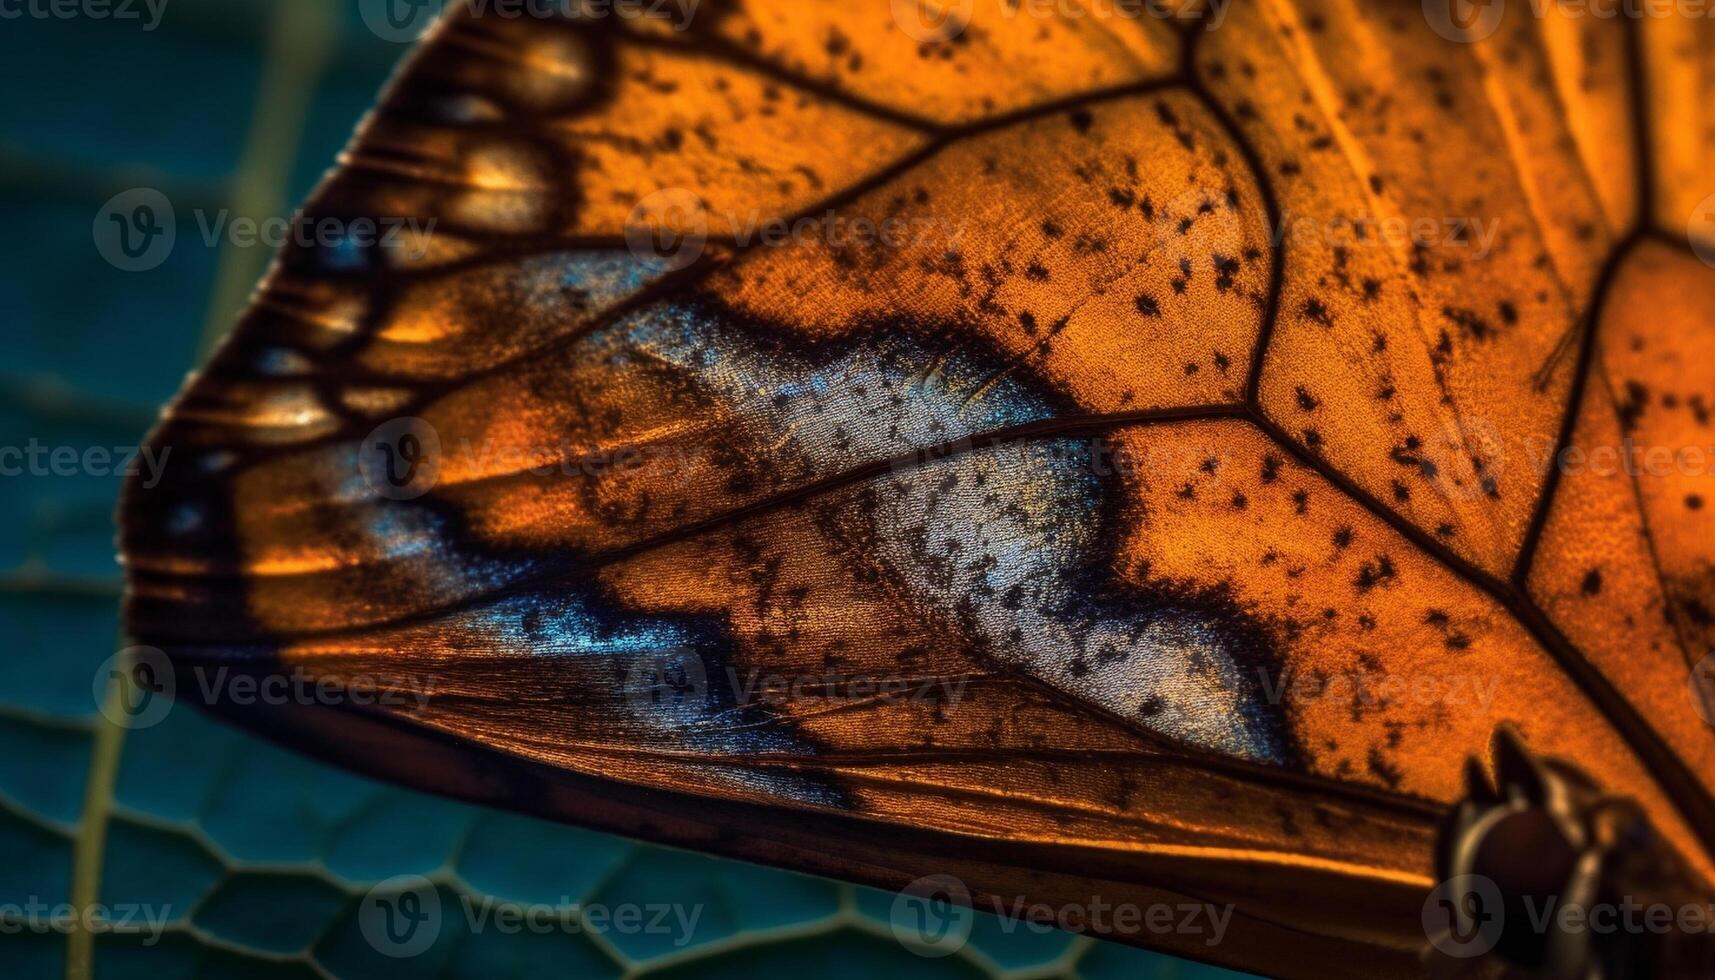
[169,673,1437,979]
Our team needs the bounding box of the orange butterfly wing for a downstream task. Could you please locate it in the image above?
[121,4,1715,976]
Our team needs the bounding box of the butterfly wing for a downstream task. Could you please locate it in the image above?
[121,4,1715,976]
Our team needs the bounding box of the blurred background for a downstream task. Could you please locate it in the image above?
[0,2,1247,976]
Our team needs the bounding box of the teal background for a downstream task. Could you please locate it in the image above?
[0,2,1250,977]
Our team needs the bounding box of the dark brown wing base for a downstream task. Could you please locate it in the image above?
[170,656,1437,979]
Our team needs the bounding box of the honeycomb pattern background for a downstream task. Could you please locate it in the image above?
[0,1,1251,977]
